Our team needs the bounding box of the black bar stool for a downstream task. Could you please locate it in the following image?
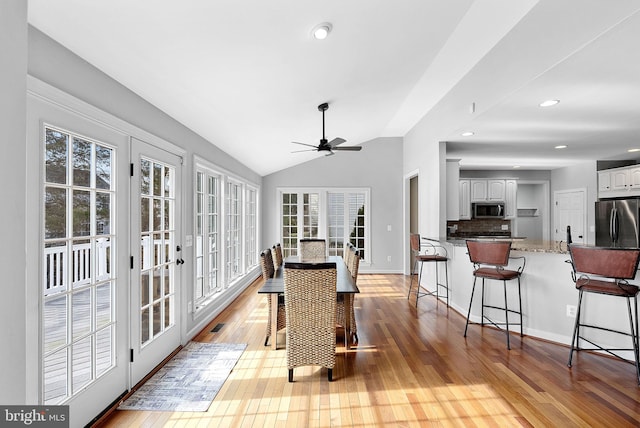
[408,234,449,307]
[567,244,640,385]
[463,240,526,349]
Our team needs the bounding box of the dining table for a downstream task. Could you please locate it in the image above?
[258,255,360,350]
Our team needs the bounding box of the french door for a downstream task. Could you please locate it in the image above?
[130,138,182,385]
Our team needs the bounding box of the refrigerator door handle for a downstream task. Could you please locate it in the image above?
[611,207,619,243]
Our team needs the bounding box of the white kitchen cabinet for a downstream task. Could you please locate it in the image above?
[470,179,505,201]
[505,179,517,219]
[598,165,640,198]
[459,179,471,219]
[487,179,506,200]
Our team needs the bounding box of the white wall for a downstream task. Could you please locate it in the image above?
[0,0,27,405]
[262,137,404,273]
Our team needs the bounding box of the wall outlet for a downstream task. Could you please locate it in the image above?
[566,304,577,318]
[387,255,392,262]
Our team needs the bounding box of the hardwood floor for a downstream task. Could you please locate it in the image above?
[99,274,640,427]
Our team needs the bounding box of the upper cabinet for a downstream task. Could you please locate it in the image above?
[504,180,517,219]
[471,179,505,201]
[598,165,640,198]
[459,179,471,220]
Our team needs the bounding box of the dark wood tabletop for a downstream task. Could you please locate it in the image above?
[258,255,359,294]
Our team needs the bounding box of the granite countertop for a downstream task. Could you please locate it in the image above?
[428,237,568,254]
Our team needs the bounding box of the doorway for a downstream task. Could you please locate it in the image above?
[129,138,183,385]
[554,188,587,244]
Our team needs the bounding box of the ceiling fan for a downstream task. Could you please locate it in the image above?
[291,103,362,156]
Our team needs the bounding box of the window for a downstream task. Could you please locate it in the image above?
[245,186,258,269]
[279,188,369,262]
[280,191,320,257]
[226,180,242,284]
[42,126,116,403]
[194,170,220,307]
[194,159,259,311]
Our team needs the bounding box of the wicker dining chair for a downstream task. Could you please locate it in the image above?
[261,249,286,347]
[299,238,327,260]
[284,261,337,382]
[272,243,283,268]
[337,248,359,342]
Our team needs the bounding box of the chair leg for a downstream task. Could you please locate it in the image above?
[415,262,423,307]
[408,259,417,299]
[443,261,449,306]
[328,368,333,382]
[481,279,486,327]
[626,296,640,385]
[503,280,510,350]
[464,277,478,337]
[264,335,269,346]
[567,290,584,368]
[288,369,293,383]
[635,296,640,385]
[517,277,523,337]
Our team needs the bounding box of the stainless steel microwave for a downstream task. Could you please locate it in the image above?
[472,202,505,219]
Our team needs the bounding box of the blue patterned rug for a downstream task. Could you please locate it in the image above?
[119,342,246,412]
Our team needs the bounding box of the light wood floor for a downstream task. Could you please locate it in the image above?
[99,274,640,427]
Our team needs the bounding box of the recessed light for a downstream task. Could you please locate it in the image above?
[312,23,332,40]
[513,165,521,169]
[628,148,640,153]
[461,131,474,137]
[555,145,567,149]
[539,99,560,107]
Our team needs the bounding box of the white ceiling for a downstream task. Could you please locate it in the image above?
[27,0,640,175]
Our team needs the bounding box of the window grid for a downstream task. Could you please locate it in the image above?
[42,126,116,404]
[245,187,257,269]
[280,189,368,262]
[226,181,242,284]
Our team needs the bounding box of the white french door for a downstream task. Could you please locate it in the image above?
[130,138,182,385]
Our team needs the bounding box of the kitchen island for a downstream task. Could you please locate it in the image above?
[419,237,636,359]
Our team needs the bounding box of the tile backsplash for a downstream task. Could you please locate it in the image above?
[447,219,511,237]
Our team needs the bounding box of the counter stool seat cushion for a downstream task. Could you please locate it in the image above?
[575,277,639,297]
[474,267,520,281]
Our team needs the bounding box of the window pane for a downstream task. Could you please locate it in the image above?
[72,289,92,340]
[96,192,111,235]
[73,190,91,237]
[153,163,162,196]
[73,138,92,187]
[45,129,68,185]
[45,187,67,239]
[72,337,92,393]
[43,294,67,353]
[141,197,150,232]
[140,159,150,195]
[44,348,67,404]
[95,326,112,377]
[95,145,112,190]
[96,282,112,329]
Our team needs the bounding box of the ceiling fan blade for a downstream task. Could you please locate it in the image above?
[332,146,362,151]
[328,137,346,148]
[291,141,319,149]
[291,149,317,153]
[325,150,335,157]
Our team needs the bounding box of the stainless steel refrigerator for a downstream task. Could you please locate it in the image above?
[595,199,640,247]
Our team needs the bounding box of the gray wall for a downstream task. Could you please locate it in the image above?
[262,137,404,273]
[0,0,27,405]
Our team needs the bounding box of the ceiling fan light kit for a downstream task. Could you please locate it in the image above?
[291,102,362,156]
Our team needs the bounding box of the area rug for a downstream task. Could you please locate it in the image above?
[119,342,246,412]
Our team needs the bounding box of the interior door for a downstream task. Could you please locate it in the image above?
[554,189,586,244]
[130,138,182,385]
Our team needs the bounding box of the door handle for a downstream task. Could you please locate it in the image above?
[176,258,185,265]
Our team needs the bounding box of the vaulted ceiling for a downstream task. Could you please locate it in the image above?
[28,0,640,175]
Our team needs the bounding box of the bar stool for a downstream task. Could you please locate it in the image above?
[463,240,526,349]
[566,244,640,385]
[407,234,449,307]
